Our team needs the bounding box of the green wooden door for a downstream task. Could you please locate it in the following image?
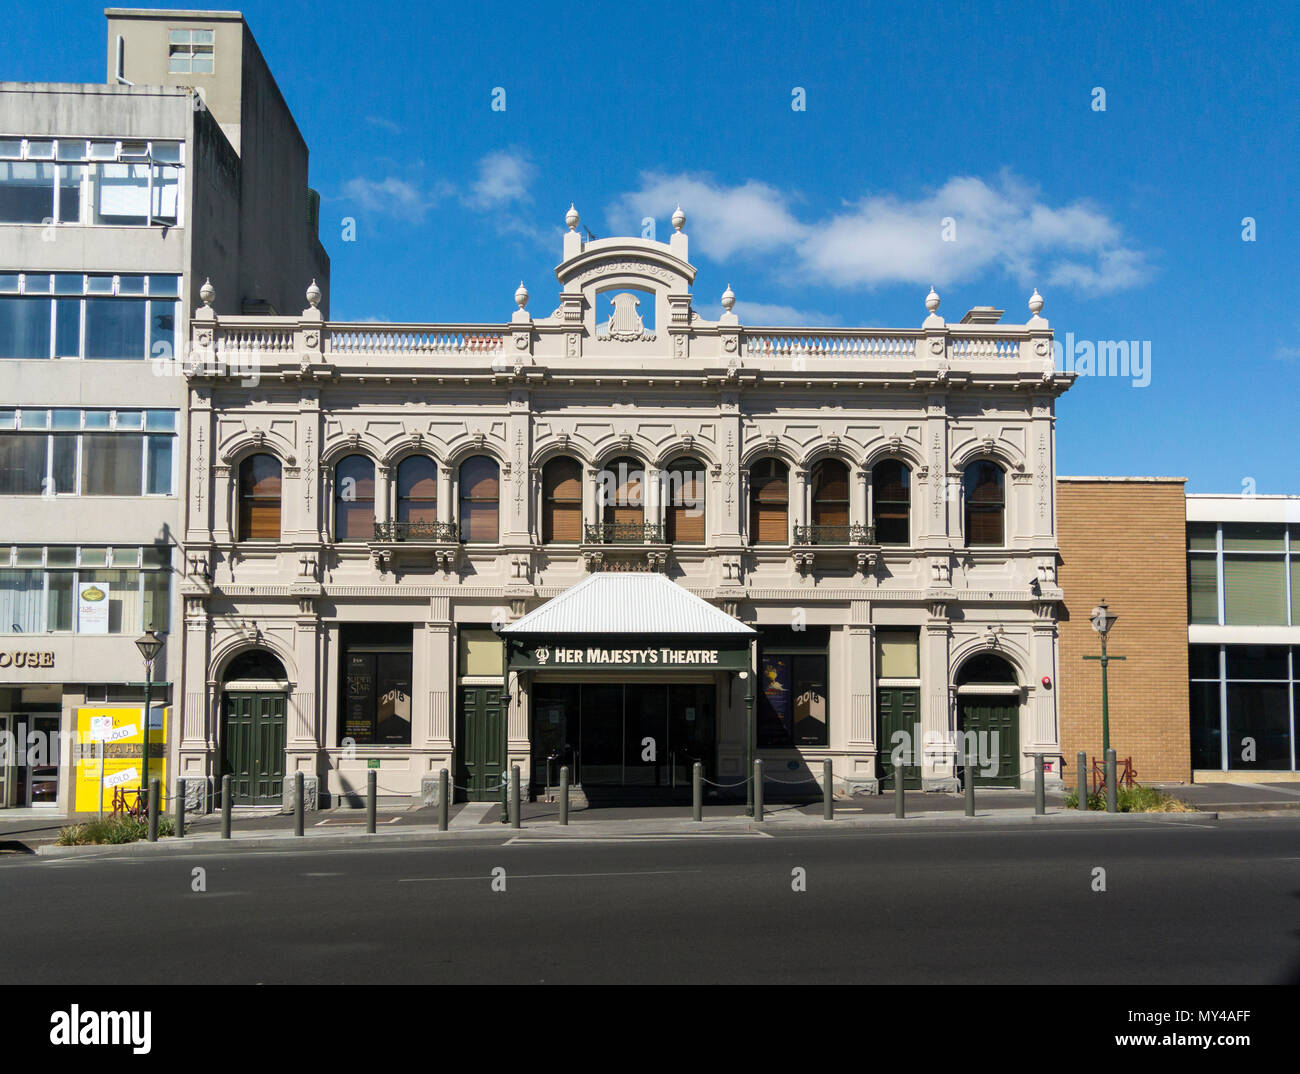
[221,692,287,804]
[457,685,506,801]
[877,687,922,789]
[958,696,1019,787]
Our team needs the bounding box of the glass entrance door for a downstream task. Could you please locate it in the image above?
[0,714,61,807]
[531,682,717,790]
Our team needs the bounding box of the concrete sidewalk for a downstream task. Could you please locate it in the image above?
[9,778,1296,857]
[28,802,1226,859]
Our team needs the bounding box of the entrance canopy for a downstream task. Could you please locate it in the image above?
[503,573,754,673]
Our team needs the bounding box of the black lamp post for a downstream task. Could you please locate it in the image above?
[135,630,163,810]
[1084,600,1124,756]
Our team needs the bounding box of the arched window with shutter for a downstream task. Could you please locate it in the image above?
[599,455,645,541]
[871,459,911,545]
[749,457,789,545]
[542,456,582,543]
[459,456,499,543]
[334,454,375,541]
[810,458,850,540]
[238,453,281,541]
[395,456,437,527]
[963,460,1005,546]
[665,457,706,544]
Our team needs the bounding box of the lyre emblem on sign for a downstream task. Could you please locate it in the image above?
[599,292,655,342]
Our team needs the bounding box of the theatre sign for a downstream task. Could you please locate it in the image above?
[508,638,751,672]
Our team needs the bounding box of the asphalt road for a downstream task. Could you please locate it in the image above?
[2,817,1298,984]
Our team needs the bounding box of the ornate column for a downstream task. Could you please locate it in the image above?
[854,466,870,530]
[645,465,663,530]
[437,460,453,526]
[921,597,956,790]
[211,463,233,542]
[374,463,391,526]
[792,467,808,533]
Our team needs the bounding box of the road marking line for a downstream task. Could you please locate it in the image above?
[505,832,773,844]
[397,868,695,883]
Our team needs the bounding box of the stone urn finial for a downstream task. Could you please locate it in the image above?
[565,203,580,231]
[671,204,686,232]
[1028,288,1044,316]
[306,279,322,308]
[514,280,529,310]
[721,284,736,313]
[199,278,215,307]
[925,286,940,315]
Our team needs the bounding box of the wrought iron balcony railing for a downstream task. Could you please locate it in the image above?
[372,520,459,543]
[793,523,875,546]
[583,522,666,545]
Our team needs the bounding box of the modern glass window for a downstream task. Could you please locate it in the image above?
[168,28,215,73]
[0,544,170,635]
[238,454,282,541]
[757,627,830,747]
[963,460,1005,546]
[1190,644,1297,772]
[334,454,375,541]
[749,457,789,545]
[541,456,582,543]
[0,140,183,226]
[0,408,176,496]
[871,459,911,545]
[458,456,499,543]
[665,457,706,544]
[810,459,850,531]
[395,456,437,525]
[0,274,181,360]
[1186,522,1296,627]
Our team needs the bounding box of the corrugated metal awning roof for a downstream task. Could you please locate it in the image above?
[502,573,755,636]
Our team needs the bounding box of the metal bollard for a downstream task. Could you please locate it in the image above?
[510,765,521,829]
[500,774,509,823]
[1105,749,1118,813]
[147,778,160,842]
[965,750,976,817]
[753,759,764,821]
[366,768,377,834]
[294,771,305,836]
[559,765,570,825]
[1034,754,1045,815]
[438,768,449,831]
[1077,750,1088,811]
[174,777,186,839]
[221,775,232,839]
[692,762,703,822]
[894,766,905,819]
[823,759,833,820]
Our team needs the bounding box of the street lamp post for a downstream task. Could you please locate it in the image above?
[135,630,164,812]
[1083,600,1125,757]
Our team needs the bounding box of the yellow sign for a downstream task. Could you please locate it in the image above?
[74,706,168,813]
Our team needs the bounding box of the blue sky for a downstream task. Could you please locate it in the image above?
[6,0,1297,493]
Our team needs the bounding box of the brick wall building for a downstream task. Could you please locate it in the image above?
[1057,478,1190,783]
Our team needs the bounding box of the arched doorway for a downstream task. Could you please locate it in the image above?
[220,648,288,805]
[955,652,1021,788]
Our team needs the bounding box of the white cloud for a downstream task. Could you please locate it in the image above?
[727,300,839,326]
[609,170,1150,297]
[339,176,437,220]
[364,115,401,134]
[607,174,806,258]
[465,150,535,210]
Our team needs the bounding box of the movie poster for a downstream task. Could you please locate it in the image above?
[759,653,793,745]
[793,656,828,746]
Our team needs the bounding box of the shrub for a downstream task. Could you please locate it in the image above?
[1063,785,1195,813]
[56,814,176,845]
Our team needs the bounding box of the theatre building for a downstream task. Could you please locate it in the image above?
[177,209,1075,808]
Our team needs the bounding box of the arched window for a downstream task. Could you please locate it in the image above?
[542,456,583,543]
[459,456,499,543]
[223,648,288,683]
[395,456,437,526]
[334,454,375,541]
[749,458,789,545]
[810,458,850,537]
[237,454,281,541]
[963,460,1005,546]
[665,457,706,544]
[872,459,911,545]
[955,652,1018,686]
[600,455,645,539]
